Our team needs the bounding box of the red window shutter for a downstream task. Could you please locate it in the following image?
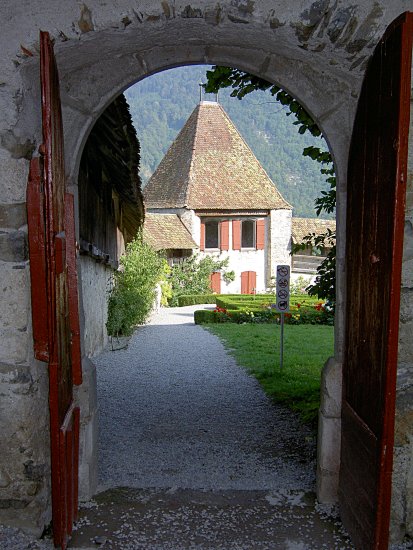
[210,272,221,293]
[200,221,205,251]
[256,219,265,250]
[232,220,241,250]
[220,220,229,251]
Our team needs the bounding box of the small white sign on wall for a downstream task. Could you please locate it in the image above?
[275,264,290,313]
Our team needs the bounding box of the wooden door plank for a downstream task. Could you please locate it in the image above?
[340,12,413,549]
[27,157,49,362]
[39,30,81,549]
[65,193,82,385]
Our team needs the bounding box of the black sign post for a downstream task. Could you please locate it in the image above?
[275,265,290,370]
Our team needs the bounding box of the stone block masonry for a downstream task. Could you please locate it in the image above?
[0,0,411,543]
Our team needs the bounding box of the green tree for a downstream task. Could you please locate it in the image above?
[168,254,232,306]
[107,230,165,336]
[204,66,336,308]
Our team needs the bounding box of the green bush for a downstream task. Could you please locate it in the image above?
[106,231,165,336]
[178,293,271,308]
[194,308,239,324]
[194,309,216,324]
[168,254,231,306]
[178,294,218,306]
[215,295,273,309]
[194,303,334,326]
[180,293,321,310]
[215,294,321,311]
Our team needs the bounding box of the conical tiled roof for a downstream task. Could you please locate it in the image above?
[144,101,291,211]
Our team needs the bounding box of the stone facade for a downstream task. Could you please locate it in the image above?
[198,216,271,294]
[267,210,293,283]
[0,0,411,543]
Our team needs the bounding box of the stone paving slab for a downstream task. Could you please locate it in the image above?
[69,487,354,549]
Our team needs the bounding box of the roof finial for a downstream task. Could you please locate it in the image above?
[199,82,219,104]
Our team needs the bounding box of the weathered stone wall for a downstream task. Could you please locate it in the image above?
[390,84,413,543]
[79,255,112,358]
[267,209,292,285]
[0,0,411,538]
[75,357,98,501]
[0,171,51,534]
[76,255,113,500]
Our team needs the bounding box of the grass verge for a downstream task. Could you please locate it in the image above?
[207,324,334,426]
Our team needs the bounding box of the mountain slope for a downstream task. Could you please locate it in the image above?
[125,66,333,219]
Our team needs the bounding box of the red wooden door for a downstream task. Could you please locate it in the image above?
[210,271,221,294]
[241,271,256,294]
[27,31,82,549]
[339,13,413,550]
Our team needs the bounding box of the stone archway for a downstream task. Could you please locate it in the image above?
[40,24,353,509]
[1,1,412,545]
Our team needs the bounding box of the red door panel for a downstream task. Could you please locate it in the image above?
[241,271,256,294]
[27,31,83,549]
[339,13,413,550]
[65,193,82,385]
[27,157,49,362]
[210,271,221,294]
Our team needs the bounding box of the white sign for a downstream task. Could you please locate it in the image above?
[275,264,290,312]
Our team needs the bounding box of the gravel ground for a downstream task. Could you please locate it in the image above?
[1,305,412,548]
[96,305,316,493]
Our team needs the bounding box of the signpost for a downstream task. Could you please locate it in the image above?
[275,265,290,370]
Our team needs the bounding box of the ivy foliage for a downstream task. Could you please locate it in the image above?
[106,230,166,337]
[125,66,332,218]
[168,254,232,307]
[204,66,321,137]
[204,66,336,308]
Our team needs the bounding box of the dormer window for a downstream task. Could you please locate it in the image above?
[205,220,219,249]
[241,220,256,248]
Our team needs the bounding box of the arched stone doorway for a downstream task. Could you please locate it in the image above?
[40,16,351,514]
[1,3,412,548]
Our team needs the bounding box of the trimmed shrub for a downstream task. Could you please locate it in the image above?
[194,309,216,324]
[178,294,218,307]
[194,303,334,325]
[216,294,321,311]
[194,308,240,324]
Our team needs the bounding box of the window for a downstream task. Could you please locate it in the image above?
[205,220,219,248]
[241,220,255,248]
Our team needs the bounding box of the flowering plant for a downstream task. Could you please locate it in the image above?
[213,306,232,322]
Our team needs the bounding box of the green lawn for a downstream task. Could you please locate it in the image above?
[207,324,334,426]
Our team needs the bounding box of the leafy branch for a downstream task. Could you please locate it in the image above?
[204,66,337,309]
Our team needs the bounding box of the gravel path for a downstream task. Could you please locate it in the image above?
[95,305,316,493]
[2,306,412,548]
